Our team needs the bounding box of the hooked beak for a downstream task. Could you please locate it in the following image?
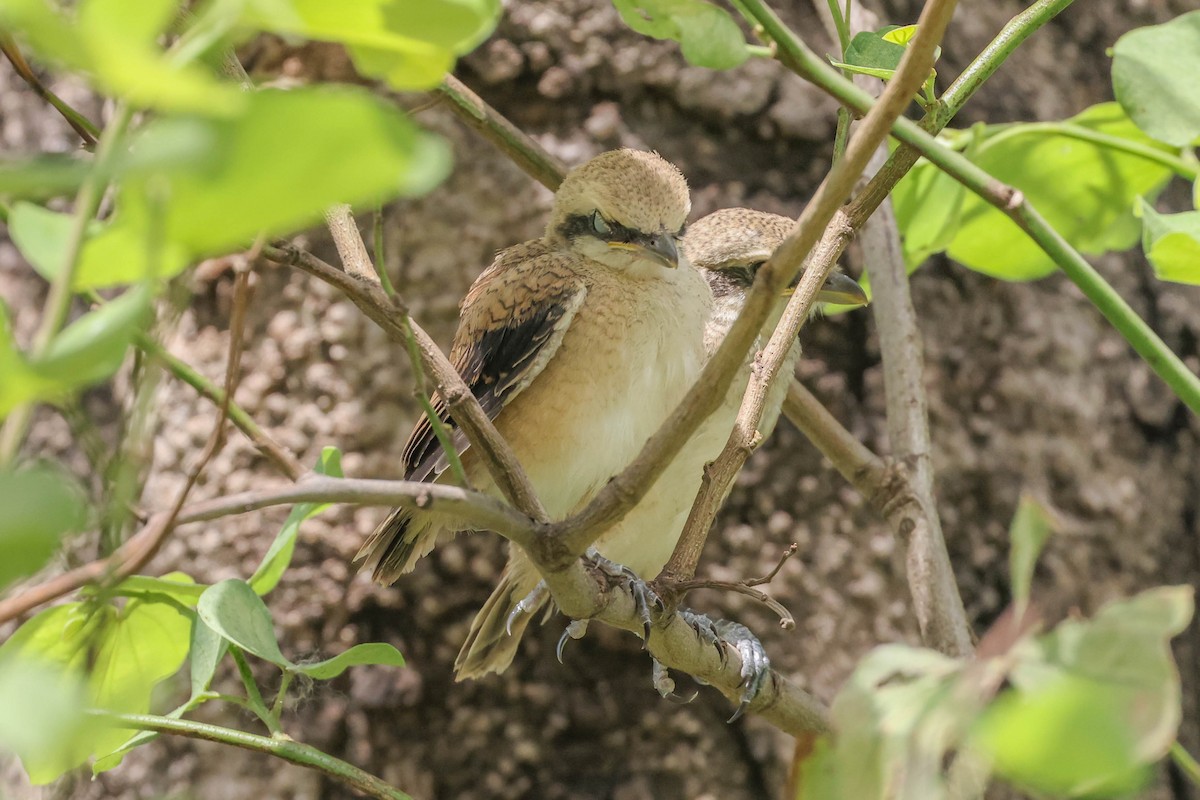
[781,269,869,306]
[610,231,680,269]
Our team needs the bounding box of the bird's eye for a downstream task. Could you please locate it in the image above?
[590,211,611,236]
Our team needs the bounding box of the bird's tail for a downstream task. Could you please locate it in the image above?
[454,564,547,680]
[355,507,438,585]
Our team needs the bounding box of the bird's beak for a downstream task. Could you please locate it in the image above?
[781,270,869,306]
[611,232,680,269]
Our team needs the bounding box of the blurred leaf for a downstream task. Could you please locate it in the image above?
[0,304,63,417]
[36,287,151,385]
[75,87,451,288]
[981,586,1194,796]
[249,446,342,594]
[242,0,500,89]
[295,642,405,680]
[1139,200,1200,285]
[613,0,749,70]
[0,597,191,782]
[1008,495,1054,615]
[7,201,103,280]
[0,154,92,199]
[197,579,290,668]
[0,466,86,589]
[975,674,1149,797]
[0,0,244,114]
[803,644,967,799]
[895,103,1177,280]
[106,572,207,606]
[1112,10,1200,147]
[0,656,103,785]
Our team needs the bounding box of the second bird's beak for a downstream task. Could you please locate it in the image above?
[782,270,869,306]
[612,232,679,269]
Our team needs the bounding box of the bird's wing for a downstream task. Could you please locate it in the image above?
[401,243,587,482]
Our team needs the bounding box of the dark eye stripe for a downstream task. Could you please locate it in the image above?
[559,212,639,243]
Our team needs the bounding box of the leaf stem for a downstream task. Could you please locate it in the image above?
[88,710,413,800]
[0,103,133,466]
[1172,742,1200,787]
[979,121,1199,180]
[271,671,294,723]
[231,647,280,735]
[826,0,851,52]
[742,0,1200,416]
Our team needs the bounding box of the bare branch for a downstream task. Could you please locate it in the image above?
[324,205,376,280]
[658,0,960,585]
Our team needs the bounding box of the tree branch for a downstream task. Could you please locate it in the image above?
[324,205,376,280]
[659,0,959,585]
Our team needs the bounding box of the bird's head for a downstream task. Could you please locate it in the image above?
[684,208,869,314]
[550,149,690,274]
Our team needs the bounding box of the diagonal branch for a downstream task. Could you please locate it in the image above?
[658,0,959,586]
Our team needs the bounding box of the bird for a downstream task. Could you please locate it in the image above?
[356,149,712,603]
[454,207,868,680]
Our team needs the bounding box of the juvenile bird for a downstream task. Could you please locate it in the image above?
[455,207,868,679]
[357,149,712,592]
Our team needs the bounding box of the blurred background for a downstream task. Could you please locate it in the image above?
[2,1,1198,797]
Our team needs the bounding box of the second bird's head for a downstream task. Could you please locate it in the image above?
[550,149,690,275]
[683,208,869,313]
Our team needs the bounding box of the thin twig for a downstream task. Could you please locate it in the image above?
[136,332,305,481]
[87,711,413,800]
[659,0,959,587]
[672,543,800,629]
[262,242,547,521]
[0,475,537,625]
[0,34,99,146]
[437,75,568,191]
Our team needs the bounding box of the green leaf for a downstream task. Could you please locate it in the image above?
[106,572,208,606]
[1139,200,1200,285]
[295,642,405,680]
[75,87,452,288]
[242,0,501,90]
[0,0,245,114]
[0,304,65,418]
[36,287,151,386]
[1112,10,1200,147]
[0,656,102,785]
[975,674,1149,797]
[249,446,342,594]
[1008,495,1054,615]
[830,29,906,79]
[982,586,1194,796]
[0,597,191,781]
[196,579,290,668]
[7,201,104,281]
[898,103,1177,280]
[188,617,228,699]
[0,466,87,589]
[613,0,749,70]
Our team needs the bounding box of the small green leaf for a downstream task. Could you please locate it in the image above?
[295,642,405,680]
[196,579,291,668]
[0,466,87,589]
[189,617,228,699]
[1139,200,1200,285]
[1008,495,1054,615]
[249,446,342,594]
[1112,10,1200,147]
[833,29,906,78]
[35,288,151,386]
[613,0,749,70]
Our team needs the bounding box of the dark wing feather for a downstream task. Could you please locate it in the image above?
[401,271,587,483]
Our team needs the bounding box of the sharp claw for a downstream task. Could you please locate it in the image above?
[652,658,698,704]
[727,700,750,723]
[556,619,589,663]
[583,550,661,646]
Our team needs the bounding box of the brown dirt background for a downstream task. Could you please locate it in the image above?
[2,1,1199,798]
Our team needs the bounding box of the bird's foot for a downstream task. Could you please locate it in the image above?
[583,548,664,644]
[651,657,698,704]
[678,609,771,722]
[506,580,549,635]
